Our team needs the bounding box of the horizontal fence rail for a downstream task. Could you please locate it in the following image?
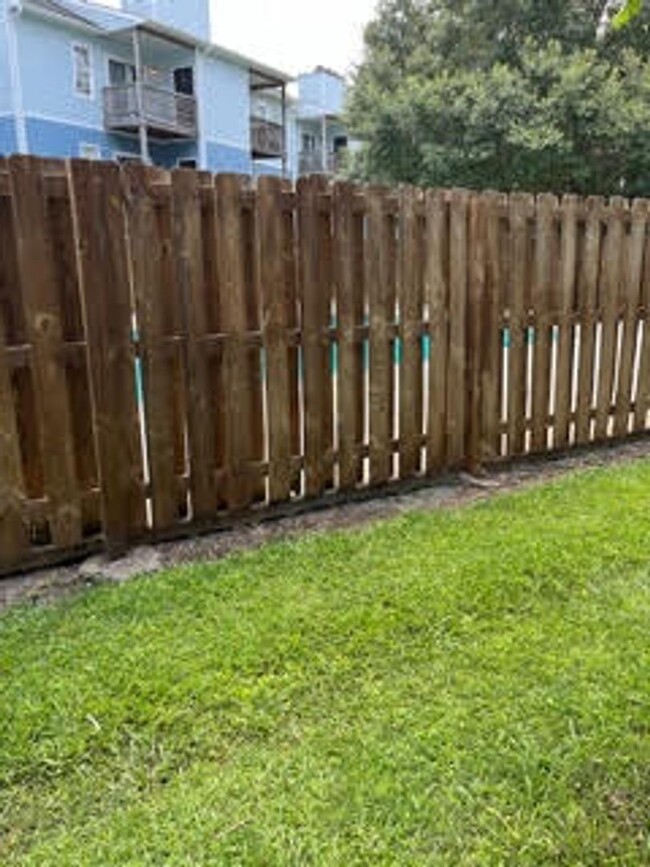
[1,156,650,575]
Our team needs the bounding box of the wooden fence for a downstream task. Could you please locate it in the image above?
[1,155,650,575]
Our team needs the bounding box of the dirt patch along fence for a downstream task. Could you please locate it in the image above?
[1,155,649,575]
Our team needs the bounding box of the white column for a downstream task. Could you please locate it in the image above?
[321,115,327,173]
[195,48,208,170]
[5,3,28,153]
[132,28,150,164]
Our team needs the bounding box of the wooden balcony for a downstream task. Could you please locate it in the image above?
[104,84,197,140]
[251,117,284,158]
[298,150,344,176]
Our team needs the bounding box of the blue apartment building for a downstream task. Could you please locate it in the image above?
[0,0,351,177]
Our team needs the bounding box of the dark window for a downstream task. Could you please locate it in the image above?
[333,135,348,152]
[174,67,194,96]
[178,158,197,169]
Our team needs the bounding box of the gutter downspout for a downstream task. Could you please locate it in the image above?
[132,26,150,164]
[5,1,28,153]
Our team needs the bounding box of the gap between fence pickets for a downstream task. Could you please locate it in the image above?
[2,156,650,575]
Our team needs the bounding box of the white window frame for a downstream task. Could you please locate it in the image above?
[79,143,101,160]
[72,42,94,99]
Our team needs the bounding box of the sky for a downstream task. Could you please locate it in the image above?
[98,0,377,78]
[214,0,376,78]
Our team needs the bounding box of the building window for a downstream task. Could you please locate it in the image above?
[72,43,93,97]
[177,158,197,169]
[301,133,317,153]
[115,153,142,165]
[79,143,101,160]
[174,67,195,96]
[108,59,136,87]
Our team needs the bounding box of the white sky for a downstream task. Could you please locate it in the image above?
[214,0,375,78]
[98,1,377,78]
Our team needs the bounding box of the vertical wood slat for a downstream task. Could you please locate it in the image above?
[366,187,393,485]
[125,165,178,531]
[480,192,505,461]
[214,174,261,510]
[0,183,44,504]
[614,199,647,438]
[47,177,99,531]
[447,189,469,467]
[506,193,531,457]
[467,194,486,469]
[425,189,449,473]
[282,183,301,491]
[531,194,557,453]
[257,175,294,503]
[69,159,146,548]
[634,204,650,432]
[198,172,225,488]
[575,197,603,445]
[7,156,82,548]
[299,175,332,497]
[554,195,579,449]
[595,197,627,441]
[0,316,28,567]
[173,169,218,518]
[398,186,423,479]
[333,181,363,491]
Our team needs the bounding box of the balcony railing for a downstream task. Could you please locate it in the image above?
[103,84,197,139]
[298,150,345,176]
[251,117,284,158]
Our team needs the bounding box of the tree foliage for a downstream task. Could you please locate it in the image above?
[347,0,650,195]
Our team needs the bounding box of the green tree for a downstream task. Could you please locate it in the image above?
[347,0,650,194]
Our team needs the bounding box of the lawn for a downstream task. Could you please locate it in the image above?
[1,463,650,866]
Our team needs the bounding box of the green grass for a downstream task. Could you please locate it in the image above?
[2,463,650,866]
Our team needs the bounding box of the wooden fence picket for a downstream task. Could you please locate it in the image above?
[8,156,82,548]
[447,189,470,466]
[333,181,364,490]
[480,192,505,461]
[299,175,333,497]
[125,165,179,531]
[425,189,449,473]
[366,187,394,485]
[69,159,146,549]
[595,197,627,440]
[0,314,28,568]
[615,199,647,438]
[575,197,603,445]
[398,186,424,479]
[506,193,532,457]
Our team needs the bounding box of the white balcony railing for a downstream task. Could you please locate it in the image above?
[103,84,197,138]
